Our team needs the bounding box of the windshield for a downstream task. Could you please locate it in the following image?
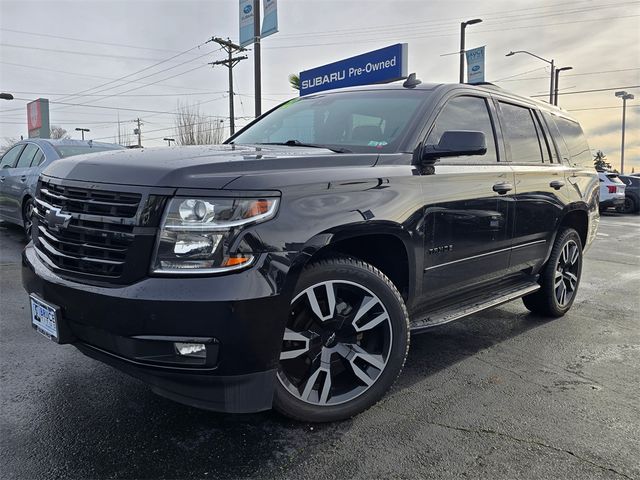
[230,90,428,153]
[53,144,123,159]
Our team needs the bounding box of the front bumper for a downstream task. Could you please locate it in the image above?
[22,244,292,413]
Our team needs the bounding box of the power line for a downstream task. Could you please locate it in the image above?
[0,28,201,55]
[263,14,640,50]
[272,0,634,40]
[0,43,170,62]
[531,85,640,98]
[569,105,640,112]
[0,61,220,93]
[497,67,640,83]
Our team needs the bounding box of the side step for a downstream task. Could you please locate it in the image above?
[410,280,540,333]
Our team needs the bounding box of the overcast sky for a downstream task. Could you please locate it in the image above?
[1,0,638,171]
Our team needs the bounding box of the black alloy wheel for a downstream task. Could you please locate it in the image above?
[523,228,583,317]
[274,257,409,422]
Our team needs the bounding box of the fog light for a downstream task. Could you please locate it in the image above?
[174,342,206,358]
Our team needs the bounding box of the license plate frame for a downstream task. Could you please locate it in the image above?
[30,294,61,342]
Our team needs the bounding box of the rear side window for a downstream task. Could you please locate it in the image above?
[607,174,624,185]
[0,145,25,169]
[426,95,498,163]
[498,102,547,164]
[16,144,39,168]
[551,115,592,167]
[30,149,45,167]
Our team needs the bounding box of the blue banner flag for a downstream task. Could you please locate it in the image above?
[239,0,255,47]
[261,0,278,39]
[465,46,485,84]
[299,44,408,96]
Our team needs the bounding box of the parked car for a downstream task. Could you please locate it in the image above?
[0,139,124,233]
[616,174,640,214]
[22,80,599,422]
[598,171,626,212]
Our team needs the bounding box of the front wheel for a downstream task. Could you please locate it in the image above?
[523,228,583,317]
[274,257,410,422]
[616,196,638,214]
[22,197,35,237]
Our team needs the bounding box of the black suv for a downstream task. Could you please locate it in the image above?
[22,81,599,422]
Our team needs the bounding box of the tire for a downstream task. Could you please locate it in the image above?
[22,197,35,237]
[274,256,410,422]
[523,228,583,317]
[616,196,637,214]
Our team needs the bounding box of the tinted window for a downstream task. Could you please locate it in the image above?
[16,144,39,168]
[53,144,123,158]
[426,96,498,162]
[552,115,592,167]
[30,149,45,167]
[0,145,25,169]
[499,102,545,164]
[231,91,428,153]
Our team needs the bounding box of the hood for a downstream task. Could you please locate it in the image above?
[42,144,379,189]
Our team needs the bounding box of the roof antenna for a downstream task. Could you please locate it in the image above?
[403,73,422,88]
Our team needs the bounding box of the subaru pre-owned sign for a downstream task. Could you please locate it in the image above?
[299,44,408,96]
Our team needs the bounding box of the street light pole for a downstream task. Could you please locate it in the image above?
[459,18,482,83]
[615,91,635,174]
[553,66,573,106]
[506,50,555,104]
[75,127,90,140]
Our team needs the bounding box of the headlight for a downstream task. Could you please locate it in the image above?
[152,196,279,274]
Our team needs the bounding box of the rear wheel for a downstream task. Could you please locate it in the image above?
[22,197,35,237]
[523,228,583,317]
[274,257,410,422]
[616,196,637,214]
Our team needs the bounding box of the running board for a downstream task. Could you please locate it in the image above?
[410,281,540,333]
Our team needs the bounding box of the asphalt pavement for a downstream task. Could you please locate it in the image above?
[1,214,639,480]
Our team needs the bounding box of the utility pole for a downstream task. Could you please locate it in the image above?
[253,0,262,117]
[209,37,248,136]
[553,66,572,106]
[459,19,482,83]
[75,127,90,140]
[133,118,142,147]
[615,91,635,174]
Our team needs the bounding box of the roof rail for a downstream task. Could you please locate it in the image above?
[468,82,502,89]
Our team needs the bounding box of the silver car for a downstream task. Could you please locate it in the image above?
[0,139,124,234]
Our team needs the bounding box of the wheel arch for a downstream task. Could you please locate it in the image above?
[282,222,420,308]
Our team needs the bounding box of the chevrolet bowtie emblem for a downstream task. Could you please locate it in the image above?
[45,207,72,232]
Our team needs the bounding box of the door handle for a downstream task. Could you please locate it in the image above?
[20,175,27,182]
[492,182,513,194]
[0,176,5,183]
[550,180,565,190]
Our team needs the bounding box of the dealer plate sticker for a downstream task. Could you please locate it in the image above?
[30,295,58,340]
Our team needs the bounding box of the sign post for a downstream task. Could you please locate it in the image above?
[27,98,50,139]
[299,44,408,96]
[465,46,485,84]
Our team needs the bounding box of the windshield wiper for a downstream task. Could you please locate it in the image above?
[258,140,351,153]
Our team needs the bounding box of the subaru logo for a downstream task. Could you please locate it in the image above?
[472,65,480,72]
[243,5,252,14]
[45,207,72,232]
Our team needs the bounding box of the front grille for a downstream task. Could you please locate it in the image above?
[39,180,141,218]
[32,179,148,282]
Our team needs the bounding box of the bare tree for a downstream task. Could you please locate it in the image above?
[174,102,225,145]
[1,137,19,153]
[50,125,71,140]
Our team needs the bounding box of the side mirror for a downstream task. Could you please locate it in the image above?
[422,130,487,163]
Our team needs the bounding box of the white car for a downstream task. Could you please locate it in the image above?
[598,171,626,211]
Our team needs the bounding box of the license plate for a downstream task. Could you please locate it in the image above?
[30,295,59,341]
